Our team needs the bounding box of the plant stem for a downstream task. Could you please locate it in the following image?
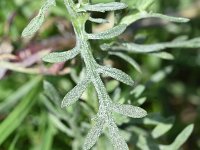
[65,0,111,119]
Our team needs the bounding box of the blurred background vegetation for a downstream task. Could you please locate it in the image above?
[0,0,200,150]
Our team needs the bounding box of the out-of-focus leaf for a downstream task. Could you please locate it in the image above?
[0,77,42,145]
[43,80,61,105]
[150,52,174,60]
[0,77,42,112]
[121,11,189,26]
[106,80,119,92]
[131,84,146,98]
[109,52,142,73]
[150,66,173,83]
[103,37,200,53]
[41,117,56,150]
[159,124,194,150]
[49,113,74,137]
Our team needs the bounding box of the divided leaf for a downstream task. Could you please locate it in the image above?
[61,77,90,108]
[42,47,80,63]
[87,24,127,40]
[97,65,134,86]
[22,0,56,38]
[82,2,127,12]
[107,119,129,150]
[111,103,147,118]
[83,118,105,150]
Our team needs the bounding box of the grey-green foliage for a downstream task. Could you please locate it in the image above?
[22,0,196,149]
[22,0,56,38]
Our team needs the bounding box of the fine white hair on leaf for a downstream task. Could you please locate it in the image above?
[21,0,56,38]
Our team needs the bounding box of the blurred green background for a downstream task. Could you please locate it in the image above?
[0,0,200,150]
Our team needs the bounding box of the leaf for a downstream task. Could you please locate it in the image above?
[159,124,194,150]
[61,77,90,108]
[106,80,119,92]
[42,47,80,63]
[22,0,56,38]
[150,66,173,83]
[141,114,174,139]
[43,81,61,105]
[0,77,42,145]
[121,11,189,26]
[107,119,129,150]
[49,114,74,137]
[111,103,147,118]
[152,122,173,139]
[83,118,105,150]
[150,52,174,60]
[106,37,200,54]
[122,0,155,11]
[0,77,42,112]
[87,24,127,40]
[82,2,127,12]
[97,65,134,86]
[130,84,146,98]
[109,52,142,73]
[146,13,189,22]
[41,116,56,150]
[89,17,109,24]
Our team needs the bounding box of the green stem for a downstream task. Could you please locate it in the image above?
[65,0,112,118]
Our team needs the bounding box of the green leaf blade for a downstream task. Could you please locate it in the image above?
[97,66,134,86]
[107,119,129,150]
[82,2,127,12]
[87,24,127,40]
[42,47,80,63]
[83,118,105,150]
[111,103,147,118]
[22,0,56,38]
[61,77,90,108]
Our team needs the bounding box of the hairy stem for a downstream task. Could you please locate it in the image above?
[65,0,111,119]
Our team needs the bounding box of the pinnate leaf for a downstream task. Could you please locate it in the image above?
[87,24,127,40]
[97,65,134,86]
